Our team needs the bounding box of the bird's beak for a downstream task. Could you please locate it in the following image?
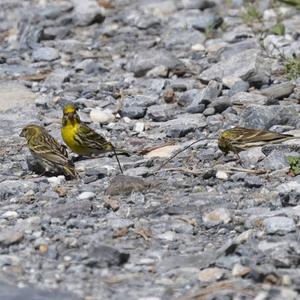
[19,130,24,137]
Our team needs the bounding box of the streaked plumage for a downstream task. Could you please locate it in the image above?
[61,104,124,173]
[20,124,77,179]
[218,127,296,155]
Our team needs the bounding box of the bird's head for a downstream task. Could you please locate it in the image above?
[20,124,41,140]
[63,104,80,125]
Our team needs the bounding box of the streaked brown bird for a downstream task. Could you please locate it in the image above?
[218,126,297,155]
[20,124,77,179]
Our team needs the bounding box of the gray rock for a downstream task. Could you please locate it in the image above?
[231,92,268,106]
[262,150,289,170]
[43,69,70,89]
[71,0,105,26]
[261,82,295,100]
[240,105,299,129]
[106,175,149,196]
[185,81,222,113]
[279,192,300,207]
[264,217,296,234]
[120,95,157,119]
[47,200,93,218]
[147,104,177,122]
[211,97,231,113]
[41,26,71,40]
[203,107,215,116]
[179,0,216,9]
[0,81,36,111]
[0,281,80,300]
[0,227,24,246]
[192,14,223,32]
[127,49,186,77]
[244,176,263,188]
[239,148,265,167]
[178,89,204,107]
[86,244,129,267]
[228,80,249,96]
[203,208,231,226]
[163,113,207,138]
[219,39,259,60]
[0,180,36,200]
[32,47,60,62]
[120,106,146,119]
[200,49,270,87]
[163,28,205,50]
[146,104,178,122]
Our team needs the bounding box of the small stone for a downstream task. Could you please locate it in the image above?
[191,43,205,51]
[244,176,263,188]
[32,47,60,62]
[106,175,149,196]
[198,267,225,282]
[128,49,186,77]
[203,208,231,226]
[43,69,70,90]
[0,81,36,111]
[72,0,105,26]
[163,88,176,103]
[239,148,265,166]
[235,230,253,243]
[1,211,18,219]
[39,244,49,255]
[200,49,269,86]
[90,109,115,124]
[134,122,145,133]
[103,196,120,212]
[144,145,180,158]
[263,217,296,234]
[216,170,228,180]
[260,82,295,100]
[146,65,169,78]
[232,263,251,277]
[0,228,24,246]
[86,244,129,267]
[157,231,176,241]
[78,192,95,200]
[222,76,243,88]
[282,275,292,286]
[47,176,66,186]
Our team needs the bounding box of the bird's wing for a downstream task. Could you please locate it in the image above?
[232,127,292,143]
[30,134,70,165]
[77,123,110,149]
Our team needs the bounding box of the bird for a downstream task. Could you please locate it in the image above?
[20,124,77,179]
[218,126,298,155]
[61,104,124,173]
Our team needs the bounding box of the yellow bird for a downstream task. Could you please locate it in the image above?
[61,104,124,173]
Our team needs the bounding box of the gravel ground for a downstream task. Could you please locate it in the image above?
[0,0,300,299]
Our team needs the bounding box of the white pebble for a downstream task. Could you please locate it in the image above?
[216,170,229,180]
[123,116,131,123]
[90,109,115,124]
[134,122,145,132]
[157,231,176,241]
[47,176,65,186]
[191,43,205,51]
[1,211,18,219]
[78,191,95,200]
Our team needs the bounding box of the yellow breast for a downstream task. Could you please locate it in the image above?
[61,123,85,155]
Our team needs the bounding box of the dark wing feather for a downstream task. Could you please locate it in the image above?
[76,123,112,151]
